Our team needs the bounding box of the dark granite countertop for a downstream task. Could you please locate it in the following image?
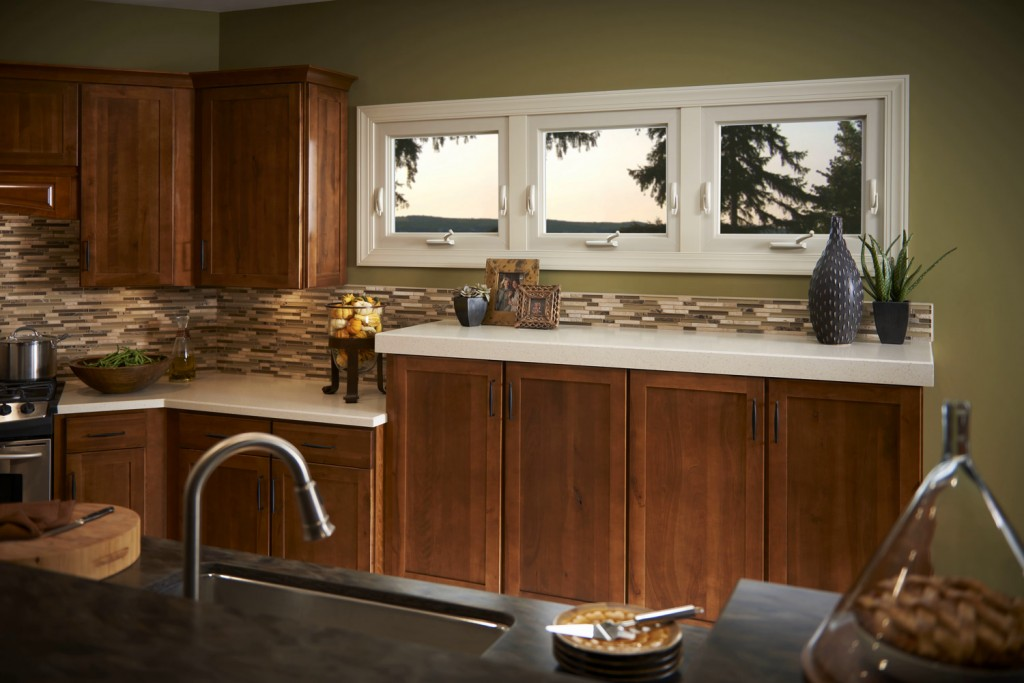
[683,579,839,682]
[2,537,710,682]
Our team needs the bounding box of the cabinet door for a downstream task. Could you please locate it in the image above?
[179,449,270,555]
[504,363,627,604]
[272,462,371,571]
[0,78,78,165]
[767,379,922,593]
[80,84,192,287]
[384,355,503,591]
[66,449,145,520]
[198,83,301,288]
[628,371,765,621]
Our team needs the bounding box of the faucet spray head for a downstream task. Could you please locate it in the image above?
[295,480,336,540]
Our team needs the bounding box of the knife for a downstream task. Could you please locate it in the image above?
[40,506,115,538]
[546,604,704,640]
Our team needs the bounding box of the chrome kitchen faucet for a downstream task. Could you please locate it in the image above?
[182,433,335,600]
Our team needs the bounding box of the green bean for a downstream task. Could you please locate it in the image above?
[86,346,157,367]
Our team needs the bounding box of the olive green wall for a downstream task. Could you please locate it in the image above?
[0,0,217,71]
[2,0,1021,569]
[220,0,1024,544]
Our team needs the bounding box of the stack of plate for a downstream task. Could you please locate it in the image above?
[551,602,683,682]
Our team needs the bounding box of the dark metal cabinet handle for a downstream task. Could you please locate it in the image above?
[270,478,277,514]
[200,239,207,272]
[206,433,229,440]
[488,380,495,417]
[82,241,90,272]
[68,472,77,500]
[257,476,263,511]
[751,399,757,441]
[301,442,334,450]
[774,401,780,444]
[507,383,514,420]
[86,431,126,439]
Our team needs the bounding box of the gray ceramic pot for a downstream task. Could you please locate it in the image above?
[453,296,487,327]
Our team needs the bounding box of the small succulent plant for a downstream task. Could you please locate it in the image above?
[453,283,490,301]
[859,232,956,303]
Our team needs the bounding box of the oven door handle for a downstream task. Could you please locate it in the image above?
[0,447,45,460]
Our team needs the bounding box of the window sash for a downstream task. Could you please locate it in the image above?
[698,98,885,255]
[526,109,680,253]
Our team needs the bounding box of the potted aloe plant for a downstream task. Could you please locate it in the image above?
[452,283,489,327]
[860,231,956,344]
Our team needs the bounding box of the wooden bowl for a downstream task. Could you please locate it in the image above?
[69,355,171,394]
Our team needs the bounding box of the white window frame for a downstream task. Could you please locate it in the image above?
[356,75,907,275]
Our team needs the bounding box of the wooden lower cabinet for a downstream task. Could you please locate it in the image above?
[384,355,502,591]
[628,371,764,622]
[384,354,923,620]
[504,363,627,604]
[59,409,166,537]
[170,411,378,572]
[767,379,922,594]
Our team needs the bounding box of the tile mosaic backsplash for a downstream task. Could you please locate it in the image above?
[1,215,933,383]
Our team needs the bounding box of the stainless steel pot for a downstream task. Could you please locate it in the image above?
[0,327,69,381]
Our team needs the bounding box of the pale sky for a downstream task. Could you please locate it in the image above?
[394,120,852,224]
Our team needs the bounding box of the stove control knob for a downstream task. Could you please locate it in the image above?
[0,404,11,416]
[19,402,36,415]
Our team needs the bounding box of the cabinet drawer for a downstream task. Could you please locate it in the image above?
[272,421,373,469]
[178,412,271,450]
[65,412,147,452]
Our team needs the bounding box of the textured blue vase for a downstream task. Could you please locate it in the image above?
[808,216,863,345]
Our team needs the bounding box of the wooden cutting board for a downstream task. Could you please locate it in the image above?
[0,503,140,580]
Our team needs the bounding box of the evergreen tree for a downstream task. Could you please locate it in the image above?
[810,120,863,234]
[720,124,811,233]
[627,127,667,207]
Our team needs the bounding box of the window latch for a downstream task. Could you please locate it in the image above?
[770,231,815,250]
[499,185,508,217]
[374,188,384,217]
[527,185,536,216]
[670,182,679,216]
[426,229,456,246]
[586,230,620,248]
[701,181,712,214]
[869,179,879,215]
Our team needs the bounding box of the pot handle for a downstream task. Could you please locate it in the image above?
[10,326,40,339]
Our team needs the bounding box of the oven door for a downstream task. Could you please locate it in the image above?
[0,439,52,503]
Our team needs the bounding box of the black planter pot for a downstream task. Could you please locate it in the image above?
[453,296,487,327]
[872,301,910,344]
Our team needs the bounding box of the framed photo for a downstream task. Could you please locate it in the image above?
[515,285,561,329]
[484,258,540,326]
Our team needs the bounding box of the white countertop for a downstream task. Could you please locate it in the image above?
[375,320,934,387]
[58,372,388,428]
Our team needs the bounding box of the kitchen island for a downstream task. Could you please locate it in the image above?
[0,536,712,681]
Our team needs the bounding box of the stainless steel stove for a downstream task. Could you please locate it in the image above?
[0,379,64,503]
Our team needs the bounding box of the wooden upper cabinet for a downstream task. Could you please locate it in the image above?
[194,66,356,289]
[0,75,79,218]
[0,77,78,166]
[504,363,628,604]
[80,83,194,287]
[766,379,922,593]
[384,355,503,592]
[628,371,765,622]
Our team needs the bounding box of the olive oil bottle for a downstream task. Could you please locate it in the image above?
[169,314,196,382]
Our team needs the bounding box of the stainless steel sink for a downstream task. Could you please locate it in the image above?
[196,571,511,656]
